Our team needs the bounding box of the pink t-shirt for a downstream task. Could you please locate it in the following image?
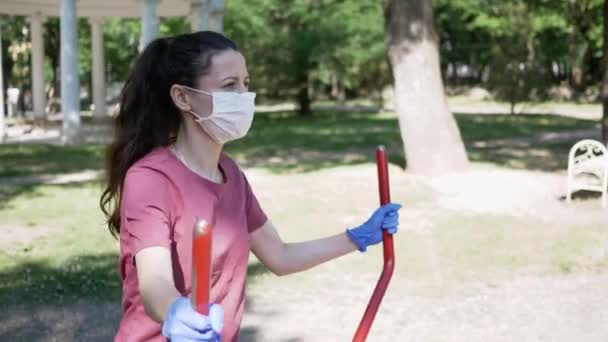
[115,147,267,342]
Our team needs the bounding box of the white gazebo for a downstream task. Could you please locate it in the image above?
[0,0,224,143]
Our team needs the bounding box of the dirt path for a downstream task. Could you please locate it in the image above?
[239,163,608,341]
[241,272,608,342]
[4,271,605,341]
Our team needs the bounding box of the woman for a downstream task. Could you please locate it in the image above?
[100,31,401,342]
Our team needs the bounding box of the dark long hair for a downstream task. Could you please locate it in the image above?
[100,31,238,238]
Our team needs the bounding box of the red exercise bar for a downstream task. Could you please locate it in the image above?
[353,146,395,342]
[192,219,212,315]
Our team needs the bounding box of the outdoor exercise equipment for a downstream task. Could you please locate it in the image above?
[192,218,212,315]
[353,146,395,342]
[190,146,395,341]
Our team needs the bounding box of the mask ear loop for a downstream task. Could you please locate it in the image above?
[182,85,212,96]
[188,110,205,122]
[181,85,214,121]
[189,109,215,122]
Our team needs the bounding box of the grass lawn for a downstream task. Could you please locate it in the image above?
[1,165,606,307]
[0,111,599,177]
[0,181,118,305]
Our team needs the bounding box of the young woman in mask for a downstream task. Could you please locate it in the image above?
[100,31,401,342]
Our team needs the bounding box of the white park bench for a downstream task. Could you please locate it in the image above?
[566,139,608,208]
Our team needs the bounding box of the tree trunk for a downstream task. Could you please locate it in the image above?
[569,27,589,93]
[384,0,468,175]
[294,46,312,116]
[51,57,59,97]
[569,28,581,90]
[297,73,311,116]
[331,73,339,99]
[602,0,608,144]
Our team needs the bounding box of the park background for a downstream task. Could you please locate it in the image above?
[1,0,608,341]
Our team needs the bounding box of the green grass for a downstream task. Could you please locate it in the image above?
[0,109,600,304]
[468,142,574,172]
[378,214,603,280]
[2,175,606,307]
[246,212,608,297]
[0,144,105,178]
[0,111,598,177]
[455,113,597,141]
[431,214,607,279]
[0,182,118,305]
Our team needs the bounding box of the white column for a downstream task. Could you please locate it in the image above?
[30,12,46,123]
[0,24,5,142]
[190,0,210,32]
[90,17,106,119]
[61,0,81,143]
[210,0,224,33]
[141,0,160,49]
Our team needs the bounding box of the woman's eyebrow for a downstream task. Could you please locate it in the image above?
[221,75,250,82]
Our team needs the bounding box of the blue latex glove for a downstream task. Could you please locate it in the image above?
[162,297,224,342]
[346,203,401,252]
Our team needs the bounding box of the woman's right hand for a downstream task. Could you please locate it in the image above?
[162,297,223,342]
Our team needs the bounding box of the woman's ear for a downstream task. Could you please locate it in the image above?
[169,85,192,112]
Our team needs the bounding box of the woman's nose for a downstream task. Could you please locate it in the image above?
[236,81,248,93]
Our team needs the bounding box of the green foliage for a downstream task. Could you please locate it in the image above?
[102,18,141,83]
[435,0,605,107]
[225,0,388,114]
[2,15,192,98]
[0,0,605,109]
[1,15,30,87]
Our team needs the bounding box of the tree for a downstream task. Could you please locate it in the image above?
[226,0,390,116]
[602,0,608,144]
[562,0,603,93]
[384,0,468,174]
[483,1,554,114]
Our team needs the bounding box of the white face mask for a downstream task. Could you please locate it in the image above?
[182,85,256,145]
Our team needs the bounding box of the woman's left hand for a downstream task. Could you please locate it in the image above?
[346,203,401,252]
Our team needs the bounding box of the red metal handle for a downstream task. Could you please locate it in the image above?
[192,219,212,315]
[353,146,395,342]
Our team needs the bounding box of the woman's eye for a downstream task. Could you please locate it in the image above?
[223,83,235,89]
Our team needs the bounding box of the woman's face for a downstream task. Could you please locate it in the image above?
[188,49,250,118]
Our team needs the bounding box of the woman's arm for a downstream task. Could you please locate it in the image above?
[250,220,358,276]
[135,247,182,323]
[250,204,401,276]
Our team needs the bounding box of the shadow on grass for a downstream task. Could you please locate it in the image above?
[467,142,573,172]
[0,111,598,177]
[0,253,270,341]
[0,253,121,341]
[227,110,405,173]
[455,113,597,141]
[0,253,121,306]
[0,180,104,212]
[460,113,597,172]
[0,144,105,178]
[557,189,604,203]
[0,183,40,210]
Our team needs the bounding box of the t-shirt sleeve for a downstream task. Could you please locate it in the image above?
[242,172,268,233]
[121,167,173,256]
